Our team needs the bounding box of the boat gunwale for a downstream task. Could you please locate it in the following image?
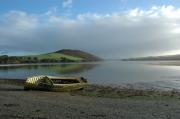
[24,75,88,91]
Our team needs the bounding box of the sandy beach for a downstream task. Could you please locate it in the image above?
[0,79,180,119]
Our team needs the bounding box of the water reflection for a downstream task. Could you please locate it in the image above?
[0,63,99,75]
[1,61,180,90]
[46,63,98,74]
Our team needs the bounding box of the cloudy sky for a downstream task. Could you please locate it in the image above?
[0,0,180,58]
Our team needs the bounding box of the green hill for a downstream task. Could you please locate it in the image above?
[32,52,83,62]
[0,49,101,64]
[55,49,102,61]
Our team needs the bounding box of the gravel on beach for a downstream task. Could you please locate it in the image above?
[1,80,180,119]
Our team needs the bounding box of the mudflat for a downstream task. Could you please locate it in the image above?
[0,80,180,119]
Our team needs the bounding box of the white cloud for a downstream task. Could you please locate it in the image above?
[45,7,58,16]
[4,11,37,30]
[62,0,73,8]
[1,5,180,58]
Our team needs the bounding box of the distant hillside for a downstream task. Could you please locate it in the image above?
[55,49,102,61]
[122,54,180,61]
[0,49,101,64]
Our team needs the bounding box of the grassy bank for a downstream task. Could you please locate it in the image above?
[0,49,102,64]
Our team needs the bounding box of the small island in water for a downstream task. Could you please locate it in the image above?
[0,49,102,64]
[122,54,180,61]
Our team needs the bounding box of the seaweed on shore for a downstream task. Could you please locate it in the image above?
[1,79,180,99]
[0,79,25,86]
[70,85,180,99]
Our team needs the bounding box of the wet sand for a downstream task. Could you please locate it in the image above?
[1,79,180,119]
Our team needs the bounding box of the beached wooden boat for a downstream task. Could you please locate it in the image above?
[24,75,88,91]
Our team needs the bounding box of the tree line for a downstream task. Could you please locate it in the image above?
[0,55,75,64]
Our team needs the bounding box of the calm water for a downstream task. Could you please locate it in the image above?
[1,61,180,89]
